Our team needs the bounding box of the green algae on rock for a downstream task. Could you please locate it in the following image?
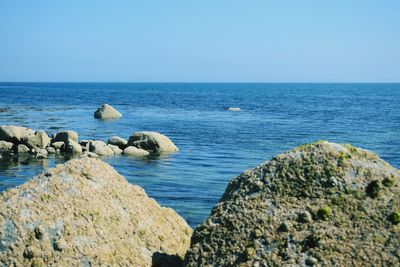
[0,157,192,266]
[184,141,400,266]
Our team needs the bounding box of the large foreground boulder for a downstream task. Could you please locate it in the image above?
[185,141,400,266]
[0,157,192,266]
[94,104,122,120]
[0,125,34,144]
[128,131,179,153]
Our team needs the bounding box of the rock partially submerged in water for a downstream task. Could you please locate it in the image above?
[0,125,35,144]
[0,141,14,152]
[224,107,241,111]
[128,131,179,153]
[52,130,79,143]
[89,140,114,156]
[185,141,400,266]
[22,130,51,149]
[108,136,128,149]
[0,157,192,266]
[94,104,122,120]
[123,146,150,156]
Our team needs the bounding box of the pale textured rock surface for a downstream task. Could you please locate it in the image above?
[53,131,78,143]
[17,144,30,153]
[108,144,122,155]
[108,136,128,149]
[185,141,400,266]
[0,157,192,266]
[0,125,34,144]
[0,141,14,152]
[94,104,122,120]
[225,107,241,111]
[62,139,83,154]
[123,146,150,156]
[89,140,114,156]
[22,130,51,149]
[128,131,179,153]
[51,141,64,150]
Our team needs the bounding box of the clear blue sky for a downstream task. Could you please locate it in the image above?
[0,1,399,82]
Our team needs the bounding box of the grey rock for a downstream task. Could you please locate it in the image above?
[0,140,14,152]
[89,140,114,156]
[17,144,30,153]
[94,104,122,120]
[108,144,122,155]
[46,147,56,154]
[22,130,51,149]
[0,157,192,266]
[62,139,83,154]
[78,151,100,158]
[224,107,241,111]
[184,141,400,266]
[0,125,34,144]
[128,131,179,153]
[107,136,128,149]
[53,131,78,143]
[123,146,150,156]
[35,148,48,159]
[51,141,64,150]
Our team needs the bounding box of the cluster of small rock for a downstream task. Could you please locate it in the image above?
[1,139,399,266]
[0,125,179,159]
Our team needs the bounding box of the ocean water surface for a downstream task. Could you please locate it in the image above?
[0,83,399,227]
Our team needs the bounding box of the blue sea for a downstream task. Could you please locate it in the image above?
[0,83,399,227]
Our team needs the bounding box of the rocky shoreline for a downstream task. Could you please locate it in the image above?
[0,125,179,160]
[1,140,399,266]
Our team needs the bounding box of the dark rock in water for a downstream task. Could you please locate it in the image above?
[128,131,179,153]
[62,139,82,154]
[0,157,192,266]
[108,136,128,149]
[184,141,400,266]
[94,104,122,120]
[52,131,78,143]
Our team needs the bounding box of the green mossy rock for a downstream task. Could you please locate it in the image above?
[185,141,400,266]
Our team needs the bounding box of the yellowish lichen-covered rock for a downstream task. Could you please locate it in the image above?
[0,157,192,267]
[185,141,400,266]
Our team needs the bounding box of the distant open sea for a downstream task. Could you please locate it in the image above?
[0,83,399,227]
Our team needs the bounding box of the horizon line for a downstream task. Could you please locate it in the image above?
[0,81,399,84]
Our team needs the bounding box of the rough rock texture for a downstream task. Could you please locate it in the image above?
[17,144,30,153]
[53,131,78,143]
[128,132,179,153]
[0,125,34,144]
[22,130,51,149]
[108,136,128,149]
[185,141,400,267]
[0,141,14,152]
[123,146,150,156]
[108,144,122,155]
[94,104,122,120]
[62,139,83,154]
[0,157,192,266]
[89,140,114,156]
[51,142,64,150]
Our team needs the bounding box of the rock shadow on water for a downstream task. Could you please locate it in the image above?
[152,252,183,267]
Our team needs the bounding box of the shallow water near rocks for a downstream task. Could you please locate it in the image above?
[0,83,399,227]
